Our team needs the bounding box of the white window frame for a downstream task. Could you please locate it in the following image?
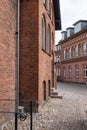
[42,15,46,50]
[64,67,66,77]
[56,56,60,63]
[75,65,79,78]
[64,50,66,60]
[56,68,61,76]
[83,65,87,78]
[69,66,72,77]
[75,45,78,57]
[47,25,51,54]
[83,43,87,55]
[69,48,72,59]
[47,0,51,15]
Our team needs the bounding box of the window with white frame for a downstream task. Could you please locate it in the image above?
[64,67,66,77]
[42,15,46,50]
[56,68,60,76]
[83,65,87,78]
[75,45,78,57]
[75,65,79,78]
[67,49,69,59]
[83,43,87,55]
[73,47,75,58]
[64,50,66,60]
[56,56,60,63]
[47,24,51,54]
[69,66,72,77]
[47,0,51,14]
[69,48,72,59]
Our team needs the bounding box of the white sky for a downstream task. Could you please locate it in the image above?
[55,0,87,44]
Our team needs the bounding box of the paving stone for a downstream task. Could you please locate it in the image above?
[1,82,87,130]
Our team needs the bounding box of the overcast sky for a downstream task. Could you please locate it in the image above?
[55,0,87,44]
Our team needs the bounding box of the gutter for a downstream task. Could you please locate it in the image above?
[16,0,20,111]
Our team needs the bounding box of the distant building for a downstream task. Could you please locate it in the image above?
[55,44,61,81]
[55,20,87,84]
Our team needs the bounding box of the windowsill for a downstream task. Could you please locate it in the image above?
[76,77,79,79]
[42,48,46,53]
[42,48,51,57]
[47,52,51,57]
[69,77,72,78]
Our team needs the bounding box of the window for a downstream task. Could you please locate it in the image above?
[48,80,51,96]
[75,45,78,57]
[73,47,75,58]
[83,43,87,55]
[75,65,79,78]
[56,56,60,63]
[63,67,66,77]
[47,0,51,15]
[64,50,66,60]
[42,81,46,100]
[83,65,87,78]
[69,66,72,77]
[42,15,46,50]
[69,48,72,59]
[47,24,51,54]
[56,68,60,76]
[67,49,69,59]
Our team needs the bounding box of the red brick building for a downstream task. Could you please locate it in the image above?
[55,44,61,81]
[0,0,16,124]
[56,20,87,84]
[0,0,61,125]
[19,0,61,111]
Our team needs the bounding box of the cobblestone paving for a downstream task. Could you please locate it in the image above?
[1,82,87,130]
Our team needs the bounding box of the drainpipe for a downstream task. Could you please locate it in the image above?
[16,0,20,111]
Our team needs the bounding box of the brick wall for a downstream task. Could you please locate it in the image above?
[19,0,39,110]
[0,0,16,124]
[60,29,87,84]
[38,0,55,104]
[19,0,55,109]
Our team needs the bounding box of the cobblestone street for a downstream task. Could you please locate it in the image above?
[1,82,87,130]
[36,82,87,130]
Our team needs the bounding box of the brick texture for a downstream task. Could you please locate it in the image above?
[19,0,55,110]
[0,0,16,124]
[59,29,87,84]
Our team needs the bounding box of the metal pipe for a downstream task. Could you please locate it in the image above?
[14,112,18,130]
[30,101,33,130]
[16,0,20,111]
[14,1,20,129]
